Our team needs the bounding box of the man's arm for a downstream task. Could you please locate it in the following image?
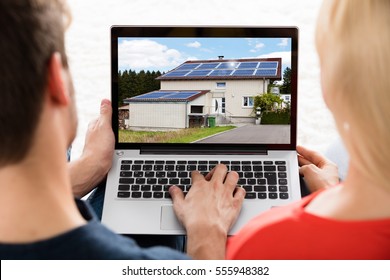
[297,145,339,193]
[170,164,245,259]
[69,99,115,198]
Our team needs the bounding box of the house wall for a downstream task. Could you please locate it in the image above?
[160,79,268,120]
[128,102,186,131]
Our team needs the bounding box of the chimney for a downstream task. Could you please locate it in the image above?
[218,55,224,60]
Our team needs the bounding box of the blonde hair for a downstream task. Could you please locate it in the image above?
[316,0,390,189]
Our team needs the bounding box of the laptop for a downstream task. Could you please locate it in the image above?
[102,26,300,235]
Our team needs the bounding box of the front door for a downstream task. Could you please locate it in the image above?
[211,97,225,114]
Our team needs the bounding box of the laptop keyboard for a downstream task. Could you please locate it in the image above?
[116,160,289,200]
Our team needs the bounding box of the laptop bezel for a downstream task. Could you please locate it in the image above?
[111,26,298,152]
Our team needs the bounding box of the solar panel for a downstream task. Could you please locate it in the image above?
[163,70,190,77]
[237,62,259,69]
[217,62,239,69]
[208,70,233,76]
[259,62,278,69]
[255,69,277,76]
[175,63,200,70]
[232,69,255,76]
[170,92,200,99]
[197,63,220,70]
[186,70,212,76]
[133,91,167,99]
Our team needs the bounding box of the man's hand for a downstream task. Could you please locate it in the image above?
[169,164,245,259]
[69,99,115,197]
[297,145,339,193]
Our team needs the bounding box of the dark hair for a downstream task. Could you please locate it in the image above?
[0,0,70,166]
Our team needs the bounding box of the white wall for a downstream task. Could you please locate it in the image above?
[129,102,186,130]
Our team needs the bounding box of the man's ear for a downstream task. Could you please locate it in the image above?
[47,52,69,106]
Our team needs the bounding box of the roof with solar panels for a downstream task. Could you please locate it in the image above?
[124,90,210,103]
[157,57,282,81]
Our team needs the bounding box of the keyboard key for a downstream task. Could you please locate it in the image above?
[131,185,140,191]
[165,165,175,171]
[176,165,186,171]
[238,178,246,185]
[244,172,254,178]
[144,171,155,177]
[245,193,257,199]
[258,193,267,199]
[131,165,142,171]
[158,178,168,184]
[136,178,145,184]
[118,185,130,191]
[265,172,277,185]
[253,161,262,165]
[278,166,287,171]
[231,165,240,171]
[279,193,289,199]
[254,172,264,178]
[143,165,153,171]
[117,192,130,198]
[167,171,177,177]
[188,161,197,164]
[254,185,267,192]
[279,179,288,185]
[242,166,252,171]
[187,165,196,171]
[243,186,253,192]
[152,185,162,191]
[143,192,152,198]
[164,192,171,199]
[275,161,286,165]
[257,178,267,185]
[279,186,288,192]
[147,178,157,184]
[154,165,164,171]
[177,160,187,164]
[269,193,278,199]
[131,192,142,198]
[156,171,166,177]
[141,185,151,191]
[120,171,132,177]
[278,172,287,178]
[178,171,188,178]
[169,178,180,185]
[134,160,144,164]
[247,179,256,185]
[268,185,277,192]
[264,161,273,165]
[264,166,276,171]
[133,171,144,177]
[121,165,130,170]
[119,178,134,184]
[181,178,191,185]
[153,192,164,198]
[155,160,165,164]
[198,165,208,171]
[121,160,132,164]
[253,165,263,171]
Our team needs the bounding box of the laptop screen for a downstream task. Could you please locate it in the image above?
[111,26,298,151]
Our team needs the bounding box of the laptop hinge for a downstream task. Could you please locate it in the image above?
[140,146,268,155]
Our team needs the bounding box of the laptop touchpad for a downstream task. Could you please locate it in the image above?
[160,205,184,230]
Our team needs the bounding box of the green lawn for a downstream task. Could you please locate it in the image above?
[119,126,236,143]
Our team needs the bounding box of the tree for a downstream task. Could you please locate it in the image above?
[253,93,283,116]
[279,67,291,94]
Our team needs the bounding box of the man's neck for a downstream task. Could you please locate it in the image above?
[0,151,86,243]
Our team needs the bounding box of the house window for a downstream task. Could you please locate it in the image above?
[191,105,203,114]
[221,97,225,113]
[243,96,254,108]
[216,82,226,89]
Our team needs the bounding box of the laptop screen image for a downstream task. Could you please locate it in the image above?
[112,27,298,151]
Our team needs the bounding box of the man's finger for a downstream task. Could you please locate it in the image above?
[297,145,325,166]
[99,99,112,124]
[298,154,312,167]
[224,171,239,190]
[209,164,228,182]
[169,185,185,204]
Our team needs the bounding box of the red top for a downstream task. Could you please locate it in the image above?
[226,190,390,259]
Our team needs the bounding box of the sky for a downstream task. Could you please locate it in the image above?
[118,37,291,73]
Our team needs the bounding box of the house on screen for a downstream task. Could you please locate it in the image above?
[124,57,282,131]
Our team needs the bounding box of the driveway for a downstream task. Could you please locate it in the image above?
[195,124,290,144]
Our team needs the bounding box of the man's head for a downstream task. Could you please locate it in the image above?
[0,0,76,167]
